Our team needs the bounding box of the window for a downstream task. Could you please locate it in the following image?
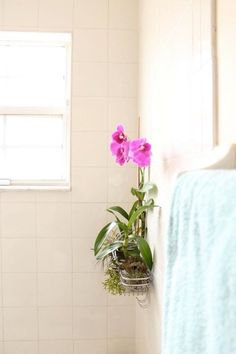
[0,32,71,189]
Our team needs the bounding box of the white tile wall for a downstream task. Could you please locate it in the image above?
[71,167,108,202]
[0,308,3,341]
[37,238,72,272]
[74,339,107,354]
[38,340,74,354]
[72,237,100,273]
[3,0,38,27]
[73,29,108,62]
[0,0,138,353]
[108,339,135,354]
[38,273,72,306]
[73,0,108,29]
[73,62,108,96]
[38,307,73,339]
[109,63,137,97]
[72,97,107,132]
[109,30,138,63]
[71,203,107,237]
[2,273,37,307]
[4,341,38,354]
[108,306,135,338]
[1,203,36,238]
[73,273,106,306]
[72,131,108,167]
[2,239,37,273]
[109,0,138,30]
[0,1,3,26]
[73,306,107,339]
[3,308,38,340]
[38,0,74,28]
[108,98,137,133]
[36,203,71,238]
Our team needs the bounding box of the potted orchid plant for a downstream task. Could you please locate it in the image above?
[93,125,157,295]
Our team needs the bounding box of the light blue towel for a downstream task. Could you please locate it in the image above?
[163,170,236,354]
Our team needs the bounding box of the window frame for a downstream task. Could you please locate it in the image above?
[0,31,71,190]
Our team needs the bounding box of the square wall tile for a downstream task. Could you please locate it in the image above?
[39,340,73,354]
[73,306,106,339]
[4,308,38,340]
[36,203,71,238]
[71,203,107,237]
[2,273,37,307]
[109,30,138,63]
[38,307,73,340]
[74,340,107,354]
[36,191,71,203]
[1,203,36,237]
[39,0,73,28]
[1,191,36,203]
[72,97,107,132]
[0,308,3,341]
[72,238,101,273]
[109,63,137,97]
[72,131,107,167]
[0,276,2,302]
[4,341,38,354]
[73,29,107,62]
[108,306,135,338]
[2,238,37,273]
[3,0,38,27]
[37,238,72,272]
[108,338,135,354]
[73,63,107,97]
[74,0,108,28]
[71,167,107,202]
[108,167,137,203]
[109,0,138,29]
[38,273,72,306]
[0,0,3,25]
[108,98,137,136]
[107,293,135,307]
[73,273,106,306]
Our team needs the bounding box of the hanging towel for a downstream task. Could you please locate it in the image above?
[163,170,236,354]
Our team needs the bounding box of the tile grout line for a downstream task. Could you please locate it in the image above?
[0,195,6,354]
[36,0,40,29]
[35,196,40,354]
[71,3,76,353]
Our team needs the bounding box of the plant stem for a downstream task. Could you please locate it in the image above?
[138,167,146,238]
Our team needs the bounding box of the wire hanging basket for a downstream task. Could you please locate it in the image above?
[119,269,152,295]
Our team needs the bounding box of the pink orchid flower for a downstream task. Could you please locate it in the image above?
[110,125,130,166]
[129,138,151,167]
[110,140,130,166]
[111,125,127,144]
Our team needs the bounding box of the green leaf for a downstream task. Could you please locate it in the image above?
[128,200,139,219]
[137,237,153,270]
[107,206,129,220]
[139,182,158,194]
[106,209,122,223]
[128,201,155,229]
[117,221,128,234]
[131,187,145,201]
[96,241,123,261]
[94,221,117,256]
[126,248,140,258]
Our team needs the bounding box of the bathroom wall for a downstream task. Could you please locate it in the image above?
[0,1,138,353]
[137,0,215,353]
[217,0,236,144]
